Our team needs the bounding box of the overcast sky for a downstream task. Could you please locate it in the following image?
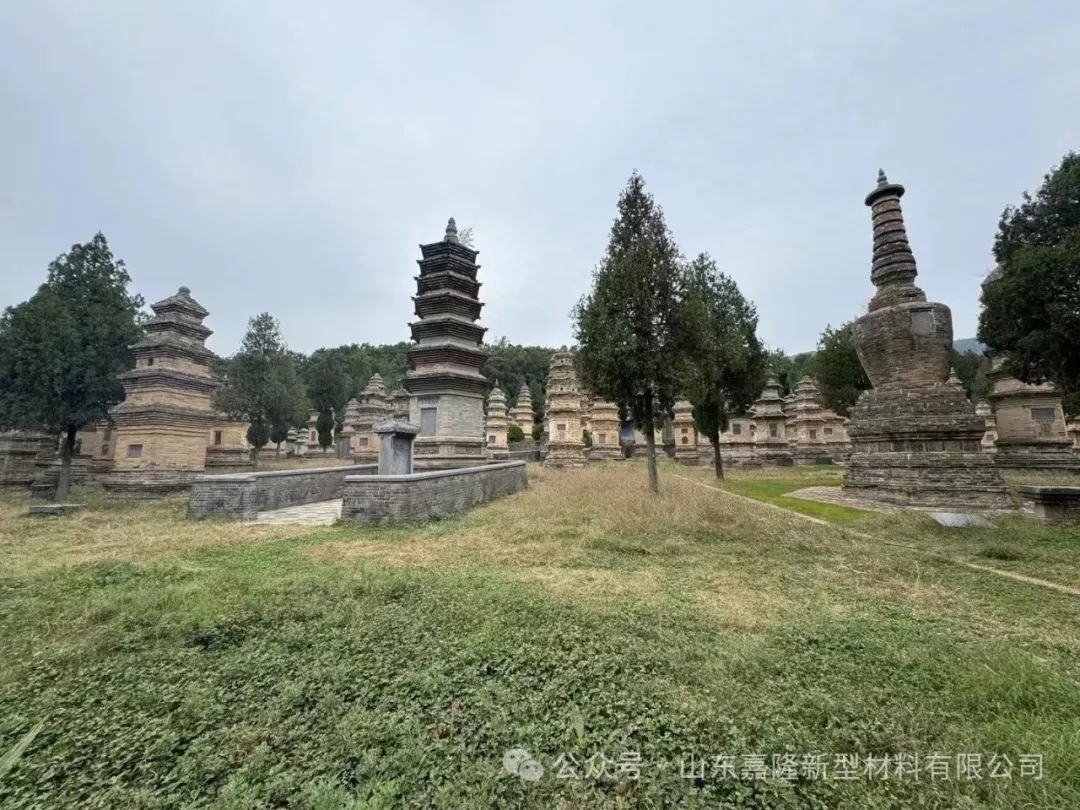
[3,2,1078,357]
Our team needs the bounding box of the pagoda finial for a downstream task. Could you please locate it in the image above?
[444,217,459,244]
[178,285,190,295]
[863,170,922,308]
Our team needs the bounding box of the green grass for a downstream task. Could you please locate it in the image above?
[0,463,1078,808]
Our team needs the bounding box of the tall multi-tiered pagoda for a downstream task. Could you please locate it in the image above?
[543,350,587,468]
[404,218,490,469]
[785,376,849,464]
[103,286,221,497]
[843,171,1007,507]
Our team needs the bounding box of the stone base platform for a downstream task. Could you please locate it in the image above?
[992,444,1080,476]
[844,451,1010,510]
[29,503,86,517]
[101,471,200,499]
[587,446,625,461]
[1016,485,1080,523]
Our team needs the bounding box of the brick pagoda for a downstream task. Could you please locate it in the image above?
[672,399,699,464]
[404,218,490,469]
[354,373,392,464]
[751,372,793,466]
[543,350,587,468]
[485,385,510,460]
[103,286,222,497]
[843,172,1007,508]
[509,383,535,434]
[586,400,624,459]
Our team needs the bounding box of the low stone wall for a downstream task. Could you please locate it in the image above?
[508,448,542,463]
[188,463,377,520]
[341,461,527,525]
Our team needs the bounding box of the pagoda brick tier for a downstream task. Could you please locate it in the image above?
[404,218,491,470]
[102,286,222,498]
[586,400,624,460]
[843,173,1008,509]
[543,350,588,468]
[353,374,392,464]
[785,376,850,465]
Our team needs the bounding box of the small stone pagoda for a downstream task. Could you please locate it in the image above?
[587,400,624,459]
[336,398,360,457]
[751,372,793,466]
[484,385,510,460]
[785,376,850,464]
[984,355,1079,474]
[103,286,222,497]
[672,400,699,465]
[543,350,587,468]
[354,374,392,464]
[404,218,490,469]
[509,383,535,434]
[843,172,1007,508]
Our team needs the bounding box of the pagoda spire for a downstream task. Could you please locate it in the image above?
[864,170,925,311]
[444,217,459,244]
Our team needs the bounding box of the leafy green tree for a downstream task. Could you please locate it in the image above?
[951,349,992,402]
[303,350,351,453]
[483,339,555,415]
[979,152,1080,415]
[811,322,871,416]
[213,313,308,467]
[678,253,766,479]
[507,423,525,443]
[0,234,144,499]
[531,422,544,442]
[767,348,815,396]
[574,172,684,494]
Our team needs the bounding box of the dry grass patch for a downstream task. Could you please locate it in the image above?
[0,490,325,577]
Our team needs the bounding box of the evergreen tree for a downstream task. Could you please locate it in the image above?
[678,253,766,479]
[574,172,684,494]
[811,322,871,416]
[767,348,815,396]
[213,313,308,467]
[979,152,1080,416]
[0,234,144,499]
[303,350,351,454]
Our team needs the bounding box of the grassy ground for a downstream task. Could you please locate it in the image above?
[0,462,1078,808]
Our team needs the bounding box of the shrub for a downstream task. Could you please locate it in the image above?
[507,424,525,443]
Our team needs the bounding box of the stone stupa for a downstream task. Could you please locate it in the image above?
[842,172,1008,508]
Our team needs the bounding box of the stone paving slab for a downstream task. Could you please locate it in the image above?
[250,499,342,525]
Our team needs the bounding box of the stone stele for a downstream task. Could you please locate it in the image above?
[842,172,1008,509]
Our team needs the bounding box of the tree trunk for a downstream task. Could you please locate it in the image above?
[56,425,77,502]
[712,435,724,481]
[250,446,260,470]
[645,426,659,495]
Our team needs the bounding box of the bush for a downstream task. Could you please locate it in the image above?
[531,422,544,442]
[507,424,525,443]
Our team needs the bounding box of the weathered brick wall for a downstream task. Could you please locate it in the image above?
[188,463,377,520]
[341,461,527,524]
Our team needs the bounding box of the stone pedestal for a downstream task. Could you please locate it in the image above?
[0,430,55,489]
[843,172,1007,509]
[374,421,419,475]
[1017,486,1080,523]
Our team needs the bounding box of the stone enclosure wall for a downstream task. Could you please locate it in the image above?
[342,461,527,525]
[189,463,377,520]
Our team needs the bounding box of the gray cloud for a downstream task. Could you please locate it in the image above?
[3,1,1078,357]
